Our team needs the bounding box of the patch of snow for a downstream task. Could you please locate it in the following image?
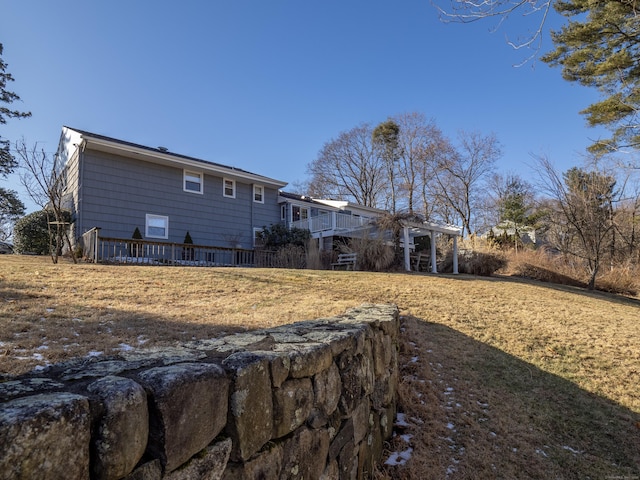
[87,351,103,357]
[395,413,411,427]
[489,431,497,437]
[32,353,43,361]
[137,336,148,344]
[410,356,419,363]
[46,308,54,313]
[400,434,413,443]
[384,447,413,466]
[117,343,135,352]
[562,445,583,455]
[536,448,548,458]
[36,345,49,350]
[72,318,82,322]
[446,422,455,430]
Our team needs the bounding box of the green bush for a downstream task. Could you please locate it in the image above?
[259,224,310,248]
[13,210,52,255]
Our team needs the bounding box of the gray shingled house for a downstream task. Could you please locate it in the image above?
[58,127,287,262]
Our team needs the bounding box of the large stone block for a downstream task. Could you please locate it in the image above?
[337,354,364,416]
[249,351,290,388]
[313,362,341,416]
[281,427,330,480]
[351,400,371,446]
[0,392,91,480]
[223,352,273,462]
[272,378,313,438]
[281,342,334,378]
[164,438,232,480]
[87,376,148,480]
[138,363,229,473]
[328,418,353,462]
[122,460,162,480]
[221,443,283,480]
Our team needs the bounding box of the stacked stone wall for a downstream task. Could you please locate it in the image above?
[0,304,399,480]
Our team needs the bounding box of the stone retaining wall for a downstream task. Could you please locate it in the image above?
[0,304,399,480]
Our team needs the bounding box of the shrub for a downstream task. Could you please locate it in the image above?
[461,251,507,276]
[342,235,396,271]
[594,267,638,296]
[13,210,52,255]
[259,224,310,248]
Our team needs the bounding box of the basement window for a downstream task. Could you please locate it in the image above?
[146,214,169,239]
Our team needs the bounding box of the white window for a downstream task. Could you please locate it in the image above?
[223,178,236,198]
[292,205,309,222]
[253,185,264,203]
[146,214,169,239]
[184,170,203,194]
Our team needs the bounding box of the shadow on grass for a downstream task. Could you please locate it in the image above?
[433,271,640,308]
[395,316,640,479]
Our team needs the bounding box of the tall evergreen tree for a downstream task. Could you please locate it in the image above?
[542,0,640,154]
[1,43,31,176]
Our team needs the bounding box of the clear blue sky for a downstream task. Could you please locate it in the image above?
[2,0,605,213]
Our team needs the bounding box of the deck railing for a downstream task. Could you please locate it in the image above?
[291,212,374,234]
[79,228,274,267]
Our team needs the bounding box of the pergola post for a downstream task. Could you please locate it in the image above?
[430,230,437,273]
[403,226,411,271]
[453,235,459,274]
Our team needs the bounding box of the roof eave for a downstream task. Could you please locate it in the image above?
[69,129,287,189]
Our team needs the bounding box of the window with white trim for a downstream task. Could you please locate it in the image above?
[281,205,286,221]
[146,214,169,239]
[183,170,203,194]
[292,205,309,222]
[253,227,265,247]
[223,178,236,198]
[253,185,264,203]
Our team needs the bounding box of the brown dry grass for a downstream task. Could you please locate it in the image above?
[1,255,639,478]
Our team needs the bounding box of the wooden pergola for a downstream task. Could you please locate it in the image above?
[400,220,463,274]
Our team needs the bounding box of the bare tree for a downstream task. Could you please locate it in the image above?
[16,139,76,263]
[432,130,502,236]
[307,124,386,208]
[392,112,453,217]
[372,120,401,213]
[432,0,553,63]
[534,155,620,290]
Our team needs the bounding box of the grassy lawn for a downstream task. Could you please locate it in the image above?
[1,255,639,478]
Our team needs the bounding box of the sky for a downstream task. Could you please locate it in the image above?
[2,0,607,214]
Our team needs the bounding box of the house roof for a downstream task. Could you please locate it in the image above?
[58,126,288,189]
[278,191,387,216]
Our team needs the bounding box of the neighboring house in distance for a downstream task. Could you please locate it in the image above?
[58,126,287,251]
[487,220,537,245]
